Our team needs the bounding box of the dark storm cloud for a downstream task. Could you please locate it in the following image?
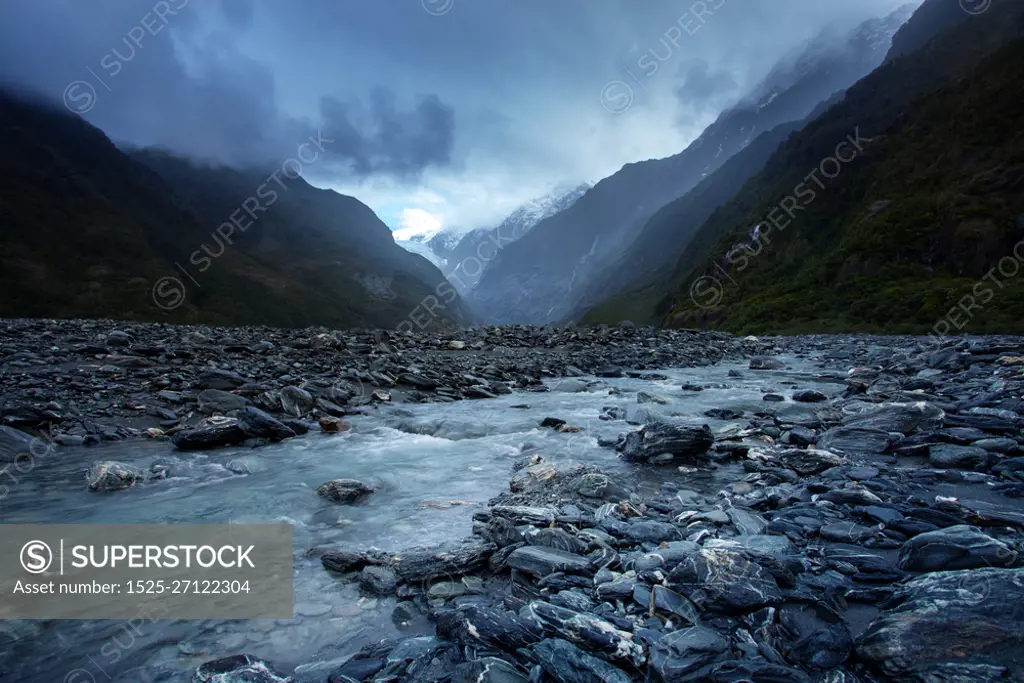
[319,90,454,179]
[0,0,455,180]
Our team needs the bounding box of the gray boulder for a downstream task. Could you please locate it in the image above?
[856,568,1024,677]
[235,407,296,441]
[280,386,314,417]
[87,461,142,491]
[171,417,248,450]
[617,422,713,464]
[898,525,1018,572]
[316,479,375,505]
[197,389,248,415]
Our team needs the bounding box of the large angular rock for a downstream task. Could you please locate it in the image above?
[928,444,995,471]
[897,525,1018,572]
[816,427,892,457]
[648,626,730,681]
[197,369,247,390]
[777,448,844,475]
[436,605,543,652]
[505,546,593,578]
[315,478,375,505]
[194,654,289,683]
[856,568,1024,677]
[235,407,296,441]
[669,548,782,614]
[391,538,496,582]
[197,389,248,415]
[528,601,644,665]
[617,422,714,464]
[359,566,398,595]
[841,402,944,435]
[171,417,248,450]
[87,461,142,492]
[531,638,632,683]
[280,386,314,417]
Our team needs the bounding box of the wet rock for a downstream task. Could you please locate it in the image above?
[928,444,995,471]
[195,654,289,683]
[529,601,644,664]
[451,658,529,683]
[897,525,1018,572]
[783,426,817,447]
[505,546,592,577]
[171,417,248,450]
[436,605,542,651]
[710,661,810,682]
[763,393,785,402]
[574,472,611,498]
[86,461,142,491]
[391,538,496,582]
[280,386,314,417]
[817,427,892,456]
[327,640,394,682]
[619,519,684,544]
[669,548,782,614]
[705,408,744,420]
[197,389,248,415]
[750,357,784,370]
[637,391,668,404]
[651,585,700,624]
[856,568,1024,677]
[792,390,828,403]
[530,638,632,683]
[842,402,944,434]
[617,422,714,464]
[318,417,350,433]
[321,550,372,574]
[648,626,730,681]
[787,624,852,670]
[235,407,296,441]
[777,448,844,475]
[316,479,375,505]
[359,566,398,595]
[197,369,247,391]
[525,527,589,555]
[820,522,876,543]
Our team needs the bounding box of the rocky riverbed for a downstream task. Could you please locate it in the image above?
[0,318,759,449]
[4,321,1024,681]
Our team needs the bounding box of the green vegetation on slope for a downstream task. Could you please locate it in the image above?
[658,2,1024,334]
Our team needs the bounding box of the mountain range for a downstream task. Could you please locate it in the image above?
[0,91,469,329]
[395,182,591,294]
[650,0,1024,334]
[3,0,1022,336]
[468,3,919,326]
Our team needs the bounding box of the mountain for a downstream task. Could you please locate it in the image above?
[0,90,468,328]
[656,0,1024,334]
[450,182,590,293]
[470,4,918,326]
[395,233,447,270]
[394,182,590,294]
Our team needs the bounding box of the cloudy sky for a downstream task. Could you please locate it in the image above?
[0,0,914,237]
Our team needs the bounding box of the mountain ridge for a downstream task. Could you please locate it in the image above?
[470,3,917,326]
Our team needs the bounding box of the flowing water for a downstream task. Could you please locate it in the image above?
[0,357,842,682]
